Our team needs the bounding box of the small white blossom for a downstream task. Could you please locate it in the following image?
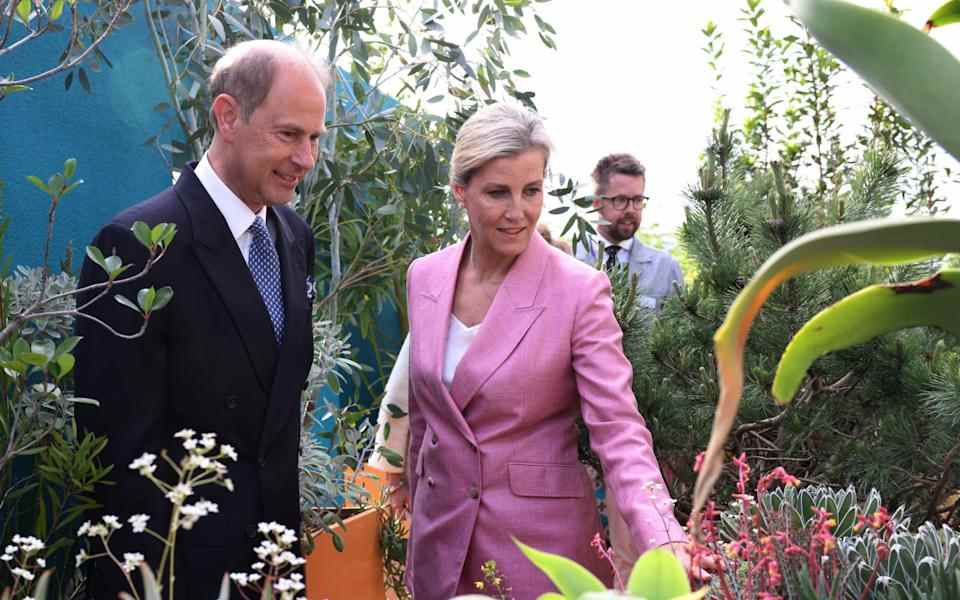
[178,500,219,530]
[75,549,88,567]
[121,552,144,574]
[165,483,193,504]
[174,428,196,439]
[182,438,198,451]
[1,554,12,562]
[275,577,305,592]
[102,515,122,530]
[185,454,211,469]
[129,453,157,475]
[200,433,217,450]
[230,573,250,586]
[12,535,45,552]
[11,567,34,581]
[128,514,150,533]
[221,444,238,461]
[35,558,46,568]
[251,562,265,571]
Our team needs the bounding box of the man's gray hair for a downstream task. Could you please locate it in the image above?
[449,103,552,187]
[208,40,331,129]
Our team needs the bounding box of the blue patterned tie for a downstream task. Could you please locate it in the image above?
[248,216,285,344]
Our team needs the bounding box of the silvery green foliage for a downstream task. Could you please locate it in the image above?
[6,266,76,341]
[298,319,370,536]
[839,523,960,599]
[720,485,907,542]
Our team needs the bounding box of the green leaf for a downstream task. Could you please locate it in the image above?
[47,173,64,195]
[137,287,156,312]
[104,255,123,275]
[56,353,76,377]
[32,339,55,360]
[26,175,49,194]
[78,67,90,93]
[54,336,81,357]
[790,0,960,161]
[32,570,52,599]
[16,0,30,23]
[926,0,960,30]
[152,286,173,311]
[63,157,76,178]
[386,402,407,418]
[13,337,29,360]
[85,245,107,271]
[49,0,65,20]
[139,563,163,600]
[548,206,569,215]
[61,179,83,196]
[378,447,404,468]
[20,352,49,367]
[775,269,960,402]
[626,548,691,599]
[132,221,152,248]
[114,295,141,314]
[516,540,606,597]
[694,217,960,527]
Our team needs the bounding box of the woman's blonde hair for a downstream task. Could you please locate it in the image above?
[449,103,552,188]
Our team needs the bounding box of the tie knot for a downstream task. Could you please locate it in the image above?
[250,216,270,239]
[604,244,621,258]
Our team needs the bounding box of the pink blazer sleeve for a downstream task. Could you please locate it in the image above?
[571,270,687,549]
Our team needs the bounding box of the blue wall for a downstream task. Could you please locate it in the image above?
[0,4,175,269]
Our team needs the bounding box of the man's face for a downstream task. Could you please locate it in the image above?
[595,173,645,242]
[225,63,327,213]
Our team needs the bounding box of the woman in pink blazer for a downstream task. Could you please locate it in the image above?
[404,103,687,600]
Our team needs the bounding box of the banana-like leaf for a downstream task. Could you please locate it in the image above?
[790,0,960,161]
[691,217,960,526]
[774,269,960,402]
[626,548,691,600]
[516,540,606,598]
[926,0,960,30]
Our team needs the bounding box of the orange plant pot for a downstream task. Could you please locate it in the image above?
[305,506,385,600]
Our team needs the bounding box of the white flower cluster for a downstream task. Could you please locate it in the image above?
[121,552,145,574]
[2,534,47,585]
[230,522,306,600]
[77,515,123,538]
[178,500,219,530]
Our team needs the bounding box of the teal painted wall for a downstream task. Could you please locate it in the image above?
[0,4,177,269]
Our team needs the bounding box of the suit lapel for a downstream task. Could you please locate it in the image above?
[259,207,309,454]
[416,239,477,445]
[176,166,277,394]
[449,233,548,413]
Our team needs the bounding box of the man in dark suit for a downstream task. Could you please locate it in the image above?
[75,40,327,599]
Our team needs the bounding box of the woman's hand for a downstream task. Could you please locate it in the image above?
[662,541,717,583]
[384,471,409,516]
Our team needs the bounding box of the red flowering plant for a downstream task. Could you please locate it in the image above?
[687,452,900,599]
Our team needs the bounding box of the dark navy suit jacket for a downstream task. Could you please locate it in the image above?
[75,163,314,599]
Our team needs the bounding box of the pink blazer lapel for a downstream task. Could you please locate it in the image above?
[449,233,549,412]
[415,238,477,445]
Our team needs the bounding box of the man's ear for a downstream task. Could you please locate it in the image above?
[211,94,241,138]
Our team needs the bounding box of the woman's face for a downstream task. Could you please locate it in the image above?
[454,147,546,262]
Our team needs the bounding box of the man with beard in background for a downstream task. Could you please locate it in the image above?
[575,153,683,310]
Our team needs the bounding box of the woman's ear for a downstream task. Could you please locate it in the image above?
[452,183,467,207]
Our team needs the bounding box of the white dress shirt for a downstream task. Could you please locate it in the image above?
[593,232,634,266]
[194,153,271,261]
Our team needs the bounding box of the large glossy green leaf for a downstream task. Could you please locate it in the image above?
[516,540,606,598]
[790,0,960,161]
[692,218,960,525]
[774,269,960,402]
[926,0,960,30]
[626,548,691,600]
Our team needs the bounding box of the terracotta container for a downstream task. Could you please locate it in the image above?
[305,506,385,600]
